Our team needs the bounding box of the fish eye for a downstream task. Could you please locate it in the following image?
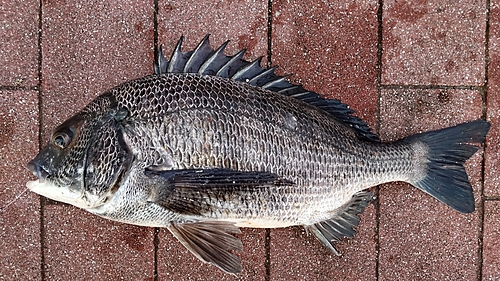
[52,130,73,149]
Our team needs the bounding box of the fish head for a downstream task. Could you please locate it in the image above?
[27,113,91,208]
[27,96,131,210]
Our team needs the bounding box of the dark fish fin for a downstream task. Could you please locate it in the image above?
[154,45,168,74]
[199,40,231,76]
[146,168,291,188]
[305,190,373,254]
[154,35,379,142]
[167,36,194,73]
[405,120,490,213]
[146,168,292,216]
[183,34,215,73]
[168,221,243,274]
[311,98,379,142]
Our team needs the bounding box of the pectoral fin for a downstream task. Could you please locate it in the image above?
[146,168,291,188]
[146,168,293,216]
[168,221,243,274]
[305,190,373,255]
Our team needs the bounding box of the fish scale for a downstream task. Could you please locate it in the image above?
[26,35,490,274]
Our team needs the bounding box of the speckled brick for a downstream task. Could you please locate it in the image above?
[156,1,269,278]
[41,0,153,142]
[269,205,376,280]
[0,0,39,87]
[483,201,500,281]
[157,0,268,65]
[379,89,483,140]
[272,0,379,125]
[382,0,486,86]
[43,205,154,280]
[0,90,40,280]
[157,228,266,280]
[378,89,483,281]
[379,181,480,281]
[485,0,500,197]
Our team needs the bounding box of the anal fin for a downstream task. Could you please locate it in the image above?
[168,221,243,274]
[305,190,373,255]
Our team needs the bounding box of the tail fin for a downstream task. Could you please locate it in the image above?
[405,120,490,213]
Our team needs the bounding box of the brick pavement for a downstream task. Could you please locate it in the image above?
[0,0,497,280]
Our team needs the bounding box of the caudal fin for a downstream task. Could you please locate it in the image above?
[405,120,490,213]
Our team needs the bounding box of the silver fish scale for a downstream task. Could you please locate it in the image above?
[105,73,416,225]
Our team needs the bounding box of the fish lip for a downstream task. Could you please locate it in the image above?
[27,161,50,181]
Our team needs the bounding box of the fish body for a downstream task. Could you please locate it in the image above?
[27,36,490,274]
[73,73,403,227]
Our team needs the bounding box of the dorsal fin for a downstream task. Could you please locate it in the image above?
[154,35,379,142]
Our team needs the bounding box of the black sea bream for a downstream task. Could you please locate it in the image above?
[26,35,490,274]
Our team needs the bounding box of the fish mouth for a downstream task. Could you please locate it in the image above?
[27,161,51,183]
[25,161,91,209]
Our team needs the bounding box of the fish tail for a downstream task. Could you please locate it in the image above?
[405,120,490,213]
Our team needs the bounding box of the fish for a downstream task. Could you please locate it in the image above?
[26,35,490,274]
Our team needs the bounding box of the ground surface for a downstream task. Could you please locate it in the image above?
[1,0,499,280]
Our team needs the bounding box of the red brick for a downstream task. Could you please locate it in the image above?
[483,201,500,280]
[157,0,268,64]
[380,89,483,140]
[382,0,486,86]
[485,0,500,196]
[157,228,266,280]
[269,206,376,280]
[272,0,379,125]
[0,90,41,280]
[379,181,480,281]
[0,0,39,87]
[43,205,154,279]
[41,0,153,142]
[378,88,483,280]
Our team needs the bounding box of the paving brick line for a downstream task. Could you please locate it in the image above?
[478,1,492,280]
[1,0,498,280]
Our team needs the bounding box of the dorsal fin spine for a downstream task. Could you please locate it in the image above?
[248,66,279,86]
[277,85,301,94]
[231,57,263,81]
[167,36,185,73]
[184,34,214,73]
[199,40,230,75]
[154,45,167,74]
[261,75,292,90]
[216,49,246,78]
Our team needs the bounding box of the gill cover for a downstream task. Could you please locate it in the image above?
[83,108,132,207]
